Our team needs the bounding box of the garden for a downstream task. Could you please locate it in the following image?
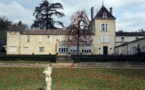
[0,67,145,90]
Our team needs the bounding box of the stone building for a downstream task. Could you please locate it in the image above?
[6,5,145,55]
[115,37,145,55]
[7,5,116,55]
[116,32,145,46]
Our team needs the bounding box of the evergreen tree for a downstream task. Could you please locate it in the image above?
[31,0,65,29]
[0,17,12,46]
[0,16,12,30]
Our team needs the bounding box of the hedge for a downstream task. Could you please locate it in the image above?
[71,55,145,63]
[0,55,56,63]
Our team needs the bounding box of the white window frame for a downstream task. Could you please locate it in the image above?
[39,47,44,52]
[23,47,29,52]
[58,46,68,53]
[38,36,42,43]
[82,46,92,53]
[121,37,125,43]
[47,36,51,43]
[70,46,77,53]
[100,24,109,31]
[26,36,30,43]
[101,35,109,43]
[57,35,62,41]
[9,46,17,52]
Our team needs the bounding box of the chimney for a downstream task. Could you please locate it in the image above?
[91,7,94,21]
[110,7,113,14]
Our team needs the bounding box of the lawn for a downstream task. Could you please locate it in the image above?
[0,67,145,90]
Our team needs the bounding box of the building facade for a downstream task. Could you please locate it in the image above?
[90,6,116,55]
[115,37,145,55]
[116,32,145,46]
[7,5,116,55]
[6,5,145,55]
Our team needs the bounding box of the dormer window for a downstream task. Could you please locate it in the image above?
[103,12,107,18]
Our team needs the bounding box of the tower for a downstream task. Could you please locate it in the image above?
[91,5,116,55]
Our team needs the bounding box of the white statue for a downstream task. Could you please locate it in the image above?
[43,67,52,90]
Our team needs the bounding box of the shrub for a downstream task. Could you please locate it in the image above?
[0,55,56,62]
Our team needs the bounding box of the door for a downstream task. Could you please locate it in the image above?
[103,46,108,55]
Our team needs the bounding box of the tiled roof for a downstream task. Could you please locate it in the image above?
[116,32,145,36]
[21,29,69,35]
[95,6,116,19]
[21,29,95,35]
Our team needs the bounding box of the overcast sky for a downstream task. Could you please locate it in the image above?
[0,0,145,32]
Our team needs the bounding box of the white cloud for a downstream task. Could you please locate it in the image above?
[0,1,34,26]
[117,11,145,32]
[0,0,145,32]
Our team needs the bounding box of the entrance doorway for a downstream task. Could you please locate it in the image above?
[103,46,108,55]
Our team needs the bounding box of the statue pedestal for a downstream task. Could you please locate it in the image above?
[43,67,52,90]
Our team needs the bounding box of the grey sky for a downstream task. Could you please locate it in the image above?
[0,0,145,32]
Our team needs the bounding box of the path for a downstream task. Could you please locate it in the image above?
[0,63,145,69]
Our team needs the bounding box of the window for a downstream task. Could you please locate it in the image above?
[57,36,61,41]
[38,36,42,43]
[26,36,30,42]
[121,37,125,43]
[133,47,137,53]
[47,36,50,42]
[101,36,109,43]
[9,46,17,52]
[119,47,122,55]
[101,24,105,31]
[103,12,107,18]
[101,24,109,31]
[82,46,92,53]
[58,46,68,53]
[136,37,139,40]
[70,46,77,53]
[23,47,29,52]
[142,47,145,52]
[39,47,44,52]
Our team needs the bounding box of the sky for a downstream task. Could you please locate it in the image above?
[0,0,145,32]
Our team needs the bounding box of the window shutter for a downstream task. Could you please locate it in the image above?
[107,36,110,42]
[40,36,42,42]
[100,24,102,31]
[57,36,60,41]
[26,36,27,42]
[101,36,104,42]
[60,36,62,41]
[47,36,50,42]
[105,24,107,31]
[107,24,109,31]
[38,36,39,42]
[9,46,17,52]
[38,36,42,43]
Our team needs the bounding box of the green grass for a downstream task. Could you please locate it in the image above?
[0,68,145,90]
[0,67,45,90]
